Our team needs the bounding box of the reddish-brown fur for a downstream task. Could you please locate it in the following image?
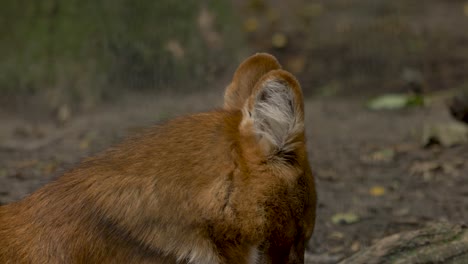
[0,53,316,263]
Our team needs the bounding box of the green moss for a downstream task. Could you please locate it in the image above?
[0,0,244,108]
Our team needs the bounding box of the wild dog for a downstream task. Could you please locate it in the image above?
[0,53,316,263]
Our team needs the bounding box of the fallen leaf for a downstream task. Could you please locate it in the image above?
[329,231,345,240]
[370,186,386,197]
[271,33,287,49]
[367,94,407,110]
[410,161,440,173]
[409,161,441,181]
[367,94,424,110]
[331,213,360,225]
[362,149,395,163]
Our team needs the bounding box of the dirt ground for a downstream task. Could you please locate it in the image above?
[1,86,467,263]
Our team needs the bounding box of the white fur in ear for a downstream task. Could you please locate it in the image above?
[249,80,304,152]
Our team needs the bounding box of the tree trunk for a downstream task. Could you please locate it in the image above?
[339,223,468,264]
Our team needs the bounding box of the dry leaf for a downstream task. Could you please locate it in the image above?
[271,33,287,48]
[367,94,424,110]
[329,231,345,240]
[410,159,463,180]
[361,148,395,163]
[370,186,386,197]
[409,161,441,181]
[332,213,360,225]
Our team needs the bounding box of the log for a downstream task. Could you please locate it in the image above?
[339,223,468,264]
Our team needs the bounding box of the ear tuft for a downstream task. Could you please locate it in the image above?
[243,70,304,154]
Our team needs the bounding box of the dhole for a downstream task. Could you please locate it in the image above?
[0,53,316,263]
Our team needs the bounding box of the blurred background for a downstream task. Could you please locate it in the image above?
[1,0,468,263]
[2,0,468,112]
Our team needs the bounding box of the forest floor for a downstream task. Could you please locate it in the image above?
[1,86,467,263]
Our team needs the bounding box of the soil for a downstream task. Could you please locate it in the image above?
[1,87,467,263]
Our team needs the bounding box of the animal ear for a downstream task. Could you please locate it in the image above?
[240,69,305,155]
[224,53,281,110]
